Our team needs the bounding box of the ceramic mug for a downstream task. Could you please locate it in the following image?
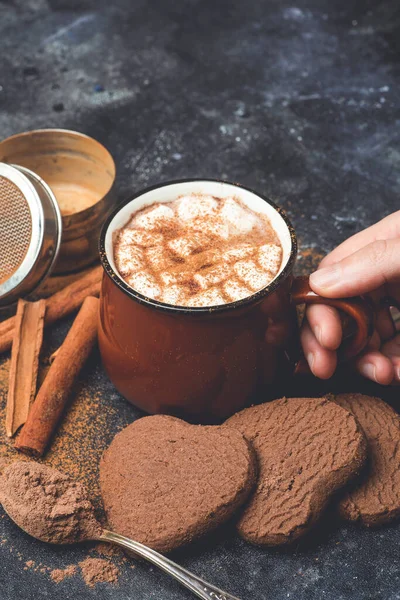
[98,179,374,422]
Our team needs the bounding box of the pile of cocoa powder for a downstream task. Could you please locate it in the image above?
[79,557,120,587]
[50,565,77,583]
[50,558,120,587]
[0,460,126,588]
[0,461,102,544]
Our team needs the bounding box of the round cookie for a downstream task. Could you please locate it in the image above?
[333,393,400,526]
[100,415,257,553]
[224,397,366,546]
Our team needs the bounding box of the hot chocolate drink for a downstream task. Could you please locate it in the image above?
[113,193,283,307]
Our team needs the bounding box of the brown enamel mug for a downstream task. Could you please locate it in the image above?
[98,179,374,422]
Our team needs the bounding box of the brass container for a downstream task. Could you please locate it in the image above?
[0,129,116,273]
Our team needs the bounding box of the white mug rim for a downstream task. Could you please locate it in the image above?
[99,178,297,314]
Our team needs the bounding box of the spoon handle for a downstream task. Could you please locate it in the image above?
[99,530,241,600]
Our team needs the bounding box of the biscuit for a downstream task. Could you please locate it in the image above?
[224,397,366,546]
[333,393,400,526]
[100,415,257,553]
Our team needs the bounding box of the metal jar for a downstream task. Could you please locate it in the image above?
[0,129,116,274]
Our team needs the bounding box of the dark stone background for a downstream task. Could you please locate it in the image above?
[0,0,399,598]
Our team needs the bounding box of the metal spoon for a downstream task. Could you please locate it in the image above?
[100,529,240,600]
[2,505,241,600]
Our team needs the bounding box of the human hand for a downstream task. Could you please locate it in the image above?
[301,210,400,384]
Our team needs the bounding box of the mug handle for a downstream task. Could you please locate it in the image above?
[291,276,375,375]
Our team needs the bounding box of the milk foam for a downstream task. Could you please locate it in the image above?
[113,194,282,307]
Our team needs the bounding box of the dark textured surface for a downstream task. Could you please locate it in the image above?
[0,0,400,598]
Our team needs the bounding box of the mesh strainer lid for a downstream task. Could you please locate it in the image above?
[0,163,62,306]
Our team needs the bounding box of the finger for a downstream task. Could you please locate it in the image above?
[300,320,337,379]
[380,335,400,382]
[305,304,342,350]
[320,210,400,268]
[310,238,400,298]
[356,351,395,385]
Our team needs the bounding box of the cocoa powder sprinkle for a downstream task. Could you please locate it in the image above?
[79,557,120,587]
[50,565,77,583]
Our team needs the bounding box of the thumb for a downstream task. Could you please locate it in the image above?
[309,238,400,297]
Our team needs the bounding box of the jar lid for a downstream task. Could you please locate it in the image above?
[0,163,62,307]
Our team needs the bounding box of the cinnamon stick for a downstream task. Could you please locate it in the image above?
[31,264,101,300]
[15,296,99,458]
[5,299,46,437]
[0,265,102,355]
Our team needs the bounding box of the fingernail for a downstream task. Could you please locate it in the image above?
[307,353,315,373]
[310,266,340,290]
[397,367,400,381]
[314,325,322,345]
[359,363,377,382]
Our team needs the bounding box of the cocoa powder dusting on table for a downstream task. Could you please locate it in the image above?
[21,549,124,587]
[79,557,120,588]
[50,565,77,583]
[44,385,123,513]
